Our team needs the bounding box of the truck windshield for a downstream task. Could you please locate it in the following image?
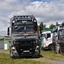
[12,25,34,33]
[12,20,34,33]
[42,33,51,38]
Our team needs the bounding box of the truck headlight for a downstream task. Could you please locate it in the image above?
[35,46,39,52]
[11,46,16,51]
[12,21,15,23]
[36,46,39,49]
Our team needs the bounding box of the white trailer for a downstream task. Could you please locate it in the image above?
[41,30,53,49]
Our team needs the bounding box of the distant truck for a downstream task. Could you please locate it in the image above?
[7,15,40,58]
[41,30,53,50]
[52,22,64,54]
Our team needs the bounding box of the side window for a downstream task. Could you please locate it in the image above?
[47,33,51,38]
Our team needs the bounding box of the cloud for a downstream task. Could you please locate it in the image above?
[26,1,64,21]
[21,0,30,5]
[4,0,17,2]
[0,0,64,35]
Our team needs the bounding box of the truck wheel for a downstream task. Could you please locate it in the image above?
[36,55,40,58]
[10,53,16,59]
[33,54,40,58]
[33,51,40,58]
[10,50,15,59]
[49,44,52,50]
[35,52,40,58]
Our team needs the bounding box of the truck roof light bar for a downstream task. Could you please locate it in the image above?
[11,15,35,21]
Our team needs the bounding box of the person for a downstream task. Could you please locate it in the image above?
[55,35,60,54]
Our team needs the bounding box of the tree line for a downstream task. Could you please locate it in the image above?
[39,22,59,31]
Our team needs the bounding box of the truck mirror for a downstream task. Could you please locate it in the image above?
[39,26,42,37]
[40,26,41,33]
[34,22,38,32]
[7,27,10,35]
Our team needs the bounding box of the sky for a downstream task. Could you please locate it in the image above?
[0,0,64,36]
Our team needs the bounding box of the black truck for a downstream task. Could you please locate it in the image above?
[7,15,40,58]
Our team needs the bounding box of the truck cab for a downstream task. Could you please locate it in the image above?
[52,22,64,54]
[41,30,53,49]
[7,15,40,58]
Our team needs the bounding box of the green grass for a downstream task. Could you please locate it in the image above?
[0,53,50,64]
[41,50,64,60]
[0,50,64,64]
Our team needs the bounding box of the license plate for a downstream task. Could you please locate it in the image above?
[23,50,29,52]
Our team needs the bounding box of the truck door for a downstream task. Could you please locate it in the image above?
[41,34,46,48]
[46,33,52,44]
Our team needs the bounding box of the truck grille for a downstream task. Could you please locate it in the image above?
[19,41,33,49]
[14,39,36,56]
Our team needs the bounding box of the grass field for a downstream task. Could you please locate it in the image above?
[0,53,48,64]
[0,50,50,64]
[0,50,64,64]
[41,50,64,60]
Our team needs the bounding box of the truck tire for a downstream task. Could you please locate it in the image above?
[33,54,40,58]
[48,44,52,50]
[33,50,40,58]
[10,49,16,59]
[52,43,56,53]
